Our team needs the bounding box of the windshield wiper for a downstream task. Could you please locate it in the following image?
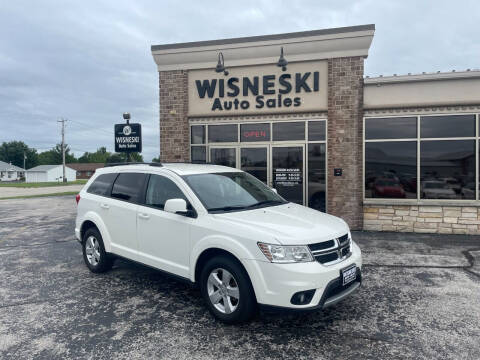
[208,205,248,212]
[246,200,286,208]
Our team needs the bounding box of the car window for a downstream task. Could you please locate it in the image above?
[111,173,147,203]
[87,173,117,196]
[145,174,187,210]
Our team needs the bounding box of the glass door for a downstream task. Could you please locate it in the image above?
[271,145,305,205]
[209,147,237,168]
[240,146,269,184]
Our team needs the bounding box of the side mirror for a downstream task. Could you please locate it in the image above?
[271,188,278,194]
[164,198,188,215]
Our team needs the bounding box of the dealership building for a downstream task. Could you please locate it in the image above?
[151,24,480,235]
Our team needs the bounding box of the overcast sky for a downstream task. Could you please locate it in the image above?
[1,0,479,162]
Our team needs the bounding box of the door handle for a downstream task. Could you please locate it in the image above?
[138,213,150,220]
[100,203,110,209]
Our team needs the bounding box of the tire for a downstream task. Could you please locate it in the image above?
[82,227,114,273]
[200,255,256,324]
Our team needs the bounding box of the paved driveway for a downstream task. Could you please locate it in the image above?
[0,184,84,198]
[0,196,479,359]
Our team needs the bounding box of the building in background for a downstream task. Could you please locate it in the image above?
[67,163,104,179]
[151,24,480,234]
[0,160,25,181]
[25,165,76,183]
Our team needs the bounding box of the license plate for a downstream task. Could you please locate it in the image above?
[341,265,357,286]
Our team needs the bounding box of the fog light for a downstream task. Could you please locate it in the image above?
[290,289,315,305]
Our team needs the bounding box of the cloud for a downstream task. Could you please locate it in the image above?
[0,0,478,161]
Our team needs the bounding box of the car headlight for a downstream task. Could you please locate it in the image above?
[257,243,313,263]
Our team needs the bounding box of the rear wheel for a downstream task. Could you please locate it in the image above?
[200,255,256,323]
[82,227,114,273]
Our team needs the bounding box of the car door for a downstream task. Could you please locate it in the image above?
[136,173,193,278]
[106,172,148,260]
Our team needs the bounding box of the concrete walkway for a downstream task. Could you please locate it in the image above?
[0,184,84,198]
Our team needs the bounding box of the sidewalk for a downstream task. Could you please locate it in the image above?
[0,184,84,199]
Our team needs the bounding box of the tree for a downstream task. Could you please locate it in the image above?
[0,141,38,169]
[151,156,161,163]
[78,147,110,163]
[106,152,143,163]
[38,144,76,165]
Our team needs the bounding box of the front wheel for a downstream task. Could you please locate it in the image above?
[200,255,256,323]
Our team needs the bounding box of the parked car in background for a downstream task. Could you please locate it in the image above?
[441,177,462,194]
[372,178,406,198]
[461,182,475,199]
[422,180,457,199]
[75,163,362,323]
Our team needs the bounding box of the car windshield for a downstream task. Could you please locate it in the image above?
[183,172,287,212]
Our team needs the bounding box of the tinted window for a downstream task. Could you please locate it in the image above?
[308,121,326,141]
[87,173,117,196]
[240,123,270,142]
[145,175,187,209]
[365,117,417,139]
[191,146,206,163]
[111,173,147,203]
[210,148,236,167]
[191,125,205,144]
[421,115,475,138]
[308,143,326,212]
[365,142,417,199]
[208,124,238,143]
[420,140,475,199]
[272,122,305,141]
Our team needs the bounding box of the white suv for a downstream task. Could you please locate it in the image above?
[75,163,362,323]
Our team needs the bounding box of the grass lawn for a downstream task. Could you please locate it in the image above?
[0,179,87,188]
[0,191,78,200]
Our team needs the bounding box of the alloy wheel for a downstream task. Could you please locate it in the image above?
[207,268,240,314]
[85,235,101,266]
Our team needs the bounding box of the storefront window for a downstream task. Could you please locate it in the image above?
[365,114,478,201]
[191,125,205,144]
[210,148,236,167]
[208,124,238,143]
[365,141,417,199]
[420,140,475,199]
[272,122,305,141]
[191,146,206,163]
[420,115,475,138]
[308,143,326,211]
[308,121,326,141]
[240,123,270,142]
[365,117,417,140]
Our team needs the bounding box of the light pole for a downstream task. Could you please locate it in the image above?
[123,113,131,163]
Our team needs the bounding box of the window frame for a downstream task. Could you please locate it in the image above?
[363,113,479,204]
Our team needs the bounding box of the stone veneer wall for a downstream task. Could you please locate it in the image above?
[159,70,189,162]
[327,57,364,230]
[364,205,480,235]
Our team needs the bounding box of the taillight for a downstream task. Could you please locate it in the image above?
[75,194,81,204]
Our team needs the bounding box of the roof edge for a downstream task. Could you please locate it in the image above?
[151,24,375,52]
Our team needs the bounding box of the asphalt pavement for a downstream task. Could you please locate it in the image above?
[0,196,479,360]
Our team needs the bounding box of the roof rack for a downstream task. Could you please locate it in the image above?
[104,162,163,168]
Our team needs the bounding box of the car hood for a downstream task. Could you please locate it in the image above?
[425,188,455,195]
[212,203,349,245]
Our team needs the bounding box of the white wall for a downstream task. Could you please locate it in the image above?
[26,166,76,183]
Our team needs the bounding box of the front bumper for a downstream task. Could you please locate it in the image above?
[243,241,362,310]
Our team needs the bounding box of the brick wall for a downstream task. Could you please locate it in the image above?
[159,70,189,162]
[364,205,480,234]
[327,57,364,230]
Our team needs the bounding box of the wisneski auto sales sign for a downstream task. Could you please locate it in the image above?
[188,60,327,116]
[114,123,142,152]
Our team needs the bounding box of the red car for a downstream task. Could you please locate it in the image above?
[373,178,406,198]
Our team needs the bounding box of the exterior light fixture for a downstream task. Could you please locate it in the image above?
[215,52,229,76]
[277,47,288,71]
[123,112,131,124]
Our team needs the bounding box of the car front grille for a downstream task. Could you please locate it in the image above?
[308,234,351,265]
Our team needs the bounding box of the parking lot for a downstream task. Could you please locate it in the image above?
[1,196,479,360]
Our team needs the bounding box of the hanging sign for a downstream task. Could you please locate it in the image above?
[114,123,142,152]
